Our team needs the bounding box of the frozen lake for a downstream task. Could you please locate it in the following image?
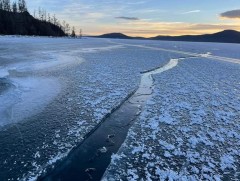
[0,36,239,180]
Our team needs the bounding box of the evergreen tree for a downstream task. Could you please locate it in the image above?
[3,0,11,11]
[22,0,27,12]
[0,0,3,10]
[18,0,27,12]
[12,1,17,13]
[71,26,76,37]
[0,0,71,37]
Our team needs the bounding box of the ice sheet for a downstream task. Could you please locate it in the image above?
[0,37,239,180]
[0,77,61,127]
[103,55,240,180]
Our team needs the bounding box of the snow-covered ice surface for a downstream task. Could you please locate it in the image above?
[0,37,182,180]
[103,41,240,180]
[113,39,240,60]
[1,37,239,180]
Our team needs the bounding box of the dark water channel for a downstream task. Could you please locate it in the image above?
[39,59,178,181]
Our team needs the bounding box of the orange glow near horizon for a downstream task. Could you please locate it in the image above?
[27,0,240,38]
[83,21,240,38]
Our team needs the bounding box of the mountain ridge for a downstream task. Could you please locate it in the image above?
[94,30,240,44]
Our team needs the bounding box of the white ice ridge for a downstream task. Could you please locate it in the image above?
[131,58,179,105]
[145,58,179,76]
[139,59,178,91]
[110,41,240,64]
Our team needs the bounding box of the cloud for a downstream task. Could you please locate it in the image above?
[220,9,240,19]
[27,0,240,37]
[126,1,147,5]
[182,10,201,14]
[115,16,140,20]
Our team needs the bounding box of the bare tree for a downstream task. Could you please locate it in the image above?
[38,7,40,19]
[62,20,66,33]
[65,23,70,35]
[79,29,82,38]
[38,7,44,21]
[48,13,51,22]
[33,9,36,18]
[43,9,47,21]
[52,14,57,25]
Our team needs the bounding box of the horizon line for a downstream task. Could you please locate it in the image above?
[86,29,239,38]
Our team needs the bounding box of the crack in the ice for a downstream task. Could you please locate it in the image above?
[38,56,188,181]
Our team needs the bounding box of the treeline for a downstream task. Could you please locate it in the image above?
[32,7,79,37]
[0,0,81,37]
[0,0,27,13]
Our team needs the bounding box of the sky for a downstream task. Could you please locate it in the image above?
[27,0,240,37]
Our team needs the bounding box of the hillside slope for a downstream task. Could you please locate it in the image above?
[96,30,240,44]
[152,30,240,43]
[97,33,133,39]
[0,10,65,36]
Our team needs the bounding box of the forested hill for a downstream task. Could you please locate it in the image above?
[0,10,66,36]
[96,30,240,44]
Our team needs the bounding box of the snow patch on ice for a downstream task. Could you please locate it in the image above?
[103,53,240,180]
[220,154,236,171]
